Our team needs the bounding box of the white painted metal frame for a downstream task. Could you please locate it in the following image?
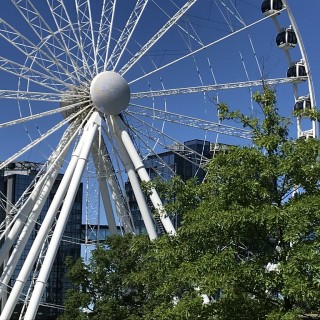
[91,134,134,234]
[0,1,315,318]
[282,0,318,138]
[0,118,84,320]
[91,134,119,235]
[23,111,101,319]
[111,115,176,236]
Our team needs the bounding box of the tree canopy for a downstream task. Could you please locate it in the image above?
[60,87,320,320]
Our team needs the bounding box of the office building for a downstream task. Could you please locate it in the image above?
[126,140,227,234]
[0,161,82,320]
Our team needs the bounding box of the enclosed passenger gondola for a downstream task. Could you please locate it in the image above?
[276,27,297,49]
[287,60,307,83]
[261,0,284,16]
[294,96,312,114]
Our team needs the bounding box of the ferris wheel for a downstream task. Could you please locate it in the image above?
[0,0,316,319]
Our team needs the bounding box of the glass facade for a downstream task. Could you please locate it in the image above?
[126,140,212,234]
[0,162,82,320]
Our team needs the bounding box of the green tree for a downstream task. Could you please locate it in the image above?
[60,234,152,320]
[61,87,320,320]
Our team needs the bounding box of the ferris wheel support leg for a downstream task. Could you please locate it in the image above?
[0,123,79,301]
[92,134,134,234]
[0,182,46,268]
[23,111,101,320]
[111,115,176,236]
[92,142,118,235]
[0,119,82,282]
[312,120,318,139]
[1,176,14,311]
[109,121,157,240]
[0,123,87,320]
[0,161,65,308]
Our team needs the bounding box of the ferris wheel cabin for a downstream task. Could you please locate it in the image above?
[287,60,307,83]
[261,0,284,16]
[276,27,297,49]
[294,96,312,115]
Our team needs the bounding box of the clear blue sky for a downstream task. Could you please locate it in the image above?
[0,1,319,160]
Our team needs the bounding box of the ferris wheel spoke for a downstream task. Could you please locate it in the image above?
[0,99,91,129]
[0,56,68,92]
[124,111,209,168]
[131,77,307,99]
[86,0,98,75]
[118,0,197,76]
[125,125,177,180]
[0,106,93,171]
[103,0,117,70]
[75,0,96,77]
[151,1,204,48]
[225,0,247,26]
[130,123,208,171]
[127,104,251,139]
[52,40,92,79]
[215,0,246,31]
[107,0,149,71]
[11,0,82,85]
[0,89,82,102]
[129,8,286,84]
[94,0,112,73]
[0,19,78,87]
[47,0,91,79]
[91,0,116,72]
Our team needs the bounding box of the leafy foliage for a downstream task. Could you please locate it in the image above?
[293,106,320,122]
[61,87,320,320]
[60,235,152,320]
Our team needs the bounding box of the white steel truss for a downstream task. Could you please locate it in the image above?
[0,1,315,318]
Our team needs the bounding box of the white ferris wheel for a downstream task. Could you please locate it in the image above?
[0,0,316,319]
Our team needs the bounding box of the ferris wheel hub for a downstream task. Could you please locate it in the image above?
[90,71,130,115]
